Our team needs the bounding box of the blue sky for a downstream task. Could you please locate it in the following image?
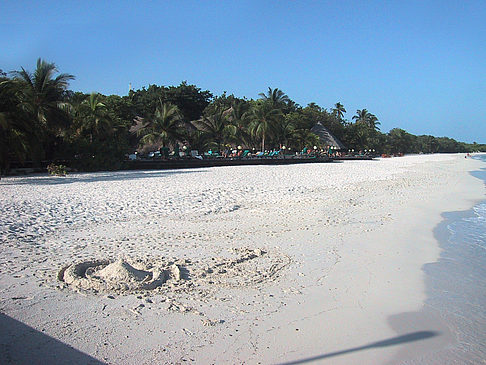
[1,0,485,142]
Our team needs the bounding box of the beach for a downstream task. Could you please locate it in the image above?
[0,154,484,364]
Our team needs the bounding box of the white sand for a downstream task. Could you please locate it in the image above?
[0,154,484,364]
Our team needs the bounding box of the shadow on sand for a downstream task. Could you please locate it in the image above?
[0,313,105,365]
[0,169,205,186]
[277,331,439,365]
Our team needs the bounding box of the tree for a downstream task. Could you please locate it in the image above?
[275,116,295,148]
[10,58,74,161]
[227,99,251,145]
[12,58,74,135]
[136,101,185,150]
[76,92,113,142]
[130,82,212,124]
[332,102,346,122]
[387,128,413,154]
[164,81,213,122]
[185,130,211,154]
[0,79,31,175]
[248,101,282,151]
[352,109,380,130]
[366,113,380,131]
[290,127,320,151]
[259,87,290,107]
[415,135,439,154]
[192,108,236,151]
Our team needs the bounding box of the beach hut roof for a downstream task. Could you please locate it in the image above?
[311,122,346,149]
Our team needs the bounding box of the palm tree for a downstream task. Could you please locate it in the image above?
[193,108,236,151]
[77,92,113,142]
[0,80,31,176]
[8,59,74,162]
[248,101,282,152]
[291,128,320,151]
[352,109,370,125]
[138,100,184,148]
[227,100,251,145]
[332,102,346,122]
[11,58,74,135]
[366,113,381,131]
[274,116,295,149]
[352,109,380,130]
[259,87,290,107]
[185,129,211,154]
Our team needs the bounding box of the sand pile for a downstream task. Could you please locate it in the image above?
[60,258,180,293]
[58,248,290,295]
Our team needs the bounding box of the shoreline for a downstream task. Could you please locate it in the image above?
[283,155,485,364]
[0,154,485,364]
[389,155,486,364]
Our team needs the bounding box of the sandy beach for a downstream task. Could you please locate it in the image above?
[0,154,484,364]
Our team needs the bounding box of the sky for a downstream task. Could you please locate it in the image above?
[1,0,485,143]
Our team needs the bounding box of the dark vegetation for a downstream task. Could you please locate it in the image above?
[1,59,484,175]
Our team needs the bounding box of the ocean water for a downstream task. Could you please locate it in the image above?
[421,154,486,363]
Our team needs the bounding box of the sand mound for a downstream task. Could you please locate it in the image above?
[59,248,290,295]
[60,258,177,293]
[95,259,153,282]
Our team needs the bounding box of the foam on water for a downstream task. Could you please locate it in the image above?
[447,201,486,251]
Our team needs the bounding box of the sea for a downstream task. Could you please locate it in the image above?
[422,154,486,363]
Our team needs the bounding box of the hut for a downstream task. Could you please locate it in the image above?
[310,122,346,150]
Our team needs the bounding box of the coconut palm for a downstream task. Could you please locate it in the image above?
[352,109,370,124]
[273,115,296,149]
[11,58,74,135]
[248,101,282,151]
[193,108,236,151]
[259,87,290,107]
[185,130,211,154]
[366,113,381,131]
[227,100,251,145]
[352,109,380,130]
[138,100,185,148]
[0,80,31,175]
[76,92,113,142]
[332,102,346,121]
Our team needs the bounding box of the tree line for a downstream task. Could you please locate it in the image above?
[1,59,484,175]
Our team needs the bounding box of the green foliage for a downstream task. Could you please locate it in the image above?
[385,128,414,154]
[47,163,67,176]
[352,109,380,130]
[192,107,236,151]
[248,100,283,151]
[185,130,211,154]
[2,58,482,176]
[1,59,74,174]
[0,79,30,175]
[134,101,185,151]
[332,102,347,122]
[75,92,113,141]
[129,82,212,123]
[11,58,74,137]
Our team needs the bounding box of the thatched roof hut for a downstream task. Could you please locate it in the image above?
[311,122,346,150]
